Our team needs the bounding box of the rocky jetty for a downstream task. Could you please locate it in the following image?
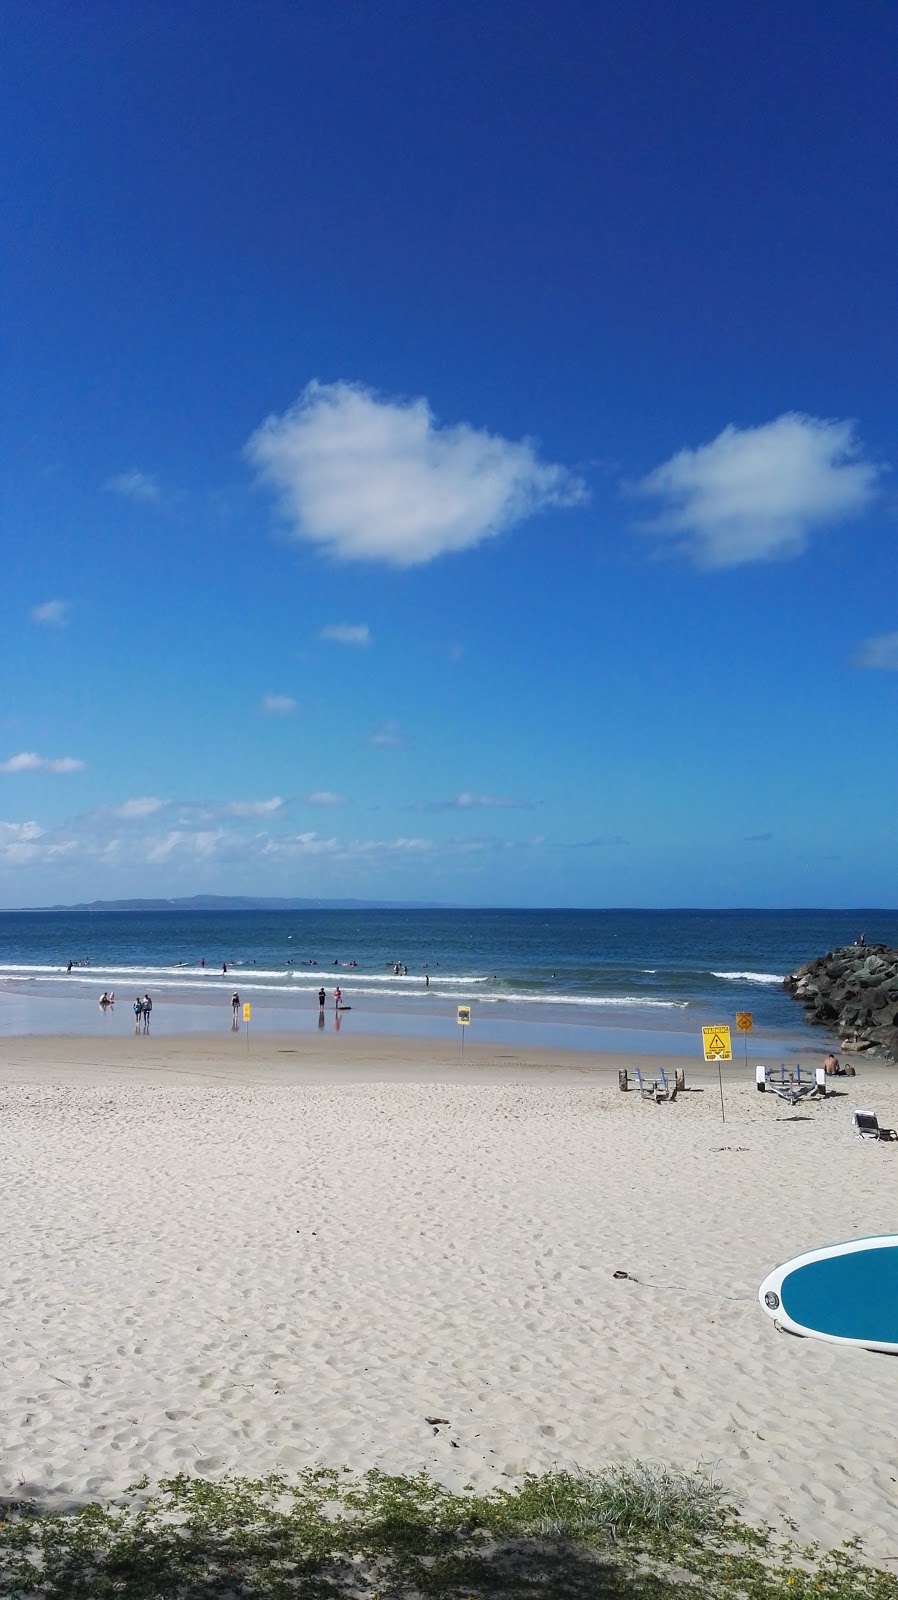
[784,945,898,1061]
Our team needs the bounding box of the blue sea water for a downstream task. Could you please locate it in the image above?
[0,906,894,1053]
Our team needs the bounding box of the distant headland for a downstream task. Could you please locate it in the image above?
[14,896,452,913]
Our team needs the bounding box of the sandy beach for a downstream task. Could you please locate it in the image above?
[1,1030,896,1561]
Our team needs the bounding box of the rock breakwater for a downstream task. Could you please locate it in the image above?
[784,945,898,1061]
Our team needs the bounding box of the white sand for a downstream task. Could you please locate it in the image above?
[1,1033,897,1559]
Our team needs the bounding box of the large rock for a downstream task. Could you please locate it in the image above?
[784,945,898,1062]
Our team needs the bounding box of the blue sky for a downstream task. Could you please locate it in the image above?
[3,0,897,907]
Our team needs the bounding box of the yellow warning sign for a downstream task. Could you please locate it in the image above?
[735,1012,752,1032]
[243,1002,251,1022]
[457,1005,471,1026]
[702,1024,732,1061]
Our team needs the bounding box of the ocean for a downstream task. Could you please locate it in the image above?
[0,906,893,1055]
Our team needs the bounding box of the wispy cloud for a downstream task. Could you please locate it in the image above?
[222,797,285,817]
[856,631,898,670]
[260,694,297,715]
[634,413,881,567]
[0,752,85,774]
[367,721,403,749]
[407,792,535,812]
[103,469,161,503]
[0,801,548,876]
[0,820,46,864]
[31,599,70,628]
[245,379,587,566]
[566,833,629,848]
[320,622,371,646]
[304,791,348,807]
[110,797,165,820]
[144,829,229,864]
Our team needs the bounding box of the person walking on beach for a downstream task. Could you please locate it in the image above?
[142,993,152,1032]
[318,986,326,1012]
[231,991,240,1029]
[133,995,143,1032]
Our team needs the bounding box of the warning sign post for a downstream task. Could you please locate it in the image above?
[457,1004,471,1059]
[702,1025,732,1123]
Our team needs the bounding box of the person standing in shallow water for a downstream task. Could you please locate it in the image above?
[318,986,326,1012]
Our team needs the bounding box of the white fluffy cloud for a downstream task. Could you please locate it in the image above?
[31,599,70,628]
[635,413,881,568]
[320,622,370,646]
[0,752,85,774]
[260,694,297,715]
[104,469,161,503]
[245,380,587,566]
[856,631,898,670]
[304,791,347,807]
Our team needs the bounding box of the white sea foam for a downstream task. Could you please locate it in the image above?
[0,965,689,1010]
[712,970,783,985]
[0,963,488,986]
[479,993,688,1009]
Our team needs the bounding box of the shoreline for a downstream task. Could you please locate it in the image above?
[0,986,837,1060]
[0,1027,869,1083]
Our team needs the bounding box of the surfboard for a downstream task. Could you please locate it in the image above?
[759,1235,898,1353]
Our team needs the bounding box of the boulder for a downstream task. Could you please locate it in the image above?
[784,945,898,1063]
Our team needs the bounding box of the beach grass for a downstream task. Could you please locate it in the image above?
[0,1462,895,1599]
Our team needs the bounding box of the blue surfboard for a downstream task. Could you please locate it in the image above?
[759,1235,898,1353]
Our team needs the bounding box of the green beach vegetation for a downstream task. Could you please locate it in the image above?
[0,1460,894,1599]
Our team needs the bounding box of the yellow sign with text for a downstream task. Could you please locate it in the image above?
[457,1005,471,1026]
[702,1024,732,1061]
[736,1012,752,1032]
[243,1002,251,1022]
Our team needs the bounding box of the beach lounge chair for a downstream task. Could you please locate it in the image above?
[853,1110,898,1142]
